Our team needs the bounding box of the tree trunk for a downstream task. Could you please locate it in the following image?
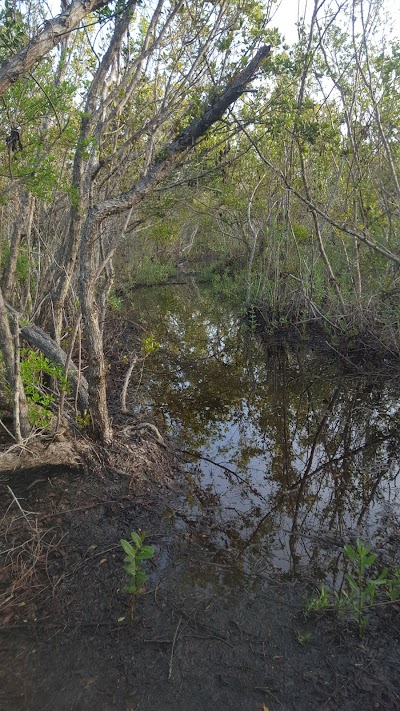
[0,286,31,439]
[0,0,110,97]
[79,218,113,444]
[76,44,271,443]
[2,191,34,304]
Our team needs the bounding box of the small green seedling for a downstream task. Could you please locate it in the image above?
[304,539,395,639]
[304,584,330,618]
[295,630,313,646]
[120,530,155,619]
[342,538,388,639]
[386,568,400,601]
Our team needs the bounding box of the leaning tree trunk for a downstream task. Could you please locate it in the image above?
[76,44,272,444]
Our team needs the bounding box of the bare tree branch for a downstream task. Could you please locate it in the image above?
[90,44,271,223]
[0,0,110,97]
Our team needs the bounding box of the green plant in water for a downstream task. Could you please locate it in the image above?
[120,531,155,620]
[304,540,395,639]
[341,539,388,639]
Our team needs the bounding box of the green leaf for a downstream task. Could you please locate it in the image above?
[120,539,135,556]
[364,554,376,565]
[136,546,155,560]
[344,545,357,561]
[346,573,357,587]
[130,531,142,547]
[124,563,136,575]
[136,570,148,585]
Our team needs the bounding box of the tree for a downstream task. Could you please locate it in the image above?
[0,0,273,443]
[0,0,111,97]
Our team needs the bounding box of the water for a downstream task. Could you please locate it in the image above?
[125,283,400,580]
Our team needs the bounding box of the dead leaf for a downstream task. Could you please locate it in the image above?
[99,558,107,565]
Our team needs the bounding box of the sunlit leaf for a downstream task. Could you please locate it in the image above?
[120,539,135,556]
[130,531,142,547]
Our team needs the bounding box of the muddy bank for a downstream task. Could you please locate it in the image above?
[1,459,399,711]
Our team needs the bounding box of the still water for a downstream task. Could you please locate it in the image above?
[126,283,400,580]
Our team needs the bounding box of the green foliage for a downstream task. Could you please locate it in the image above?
[130,256,176,286]
[208,270,246,307]
[386,568,400,601]
[76,410,91,431]
[304,584,330,618]
[304,540,399,639]
[295,630,313,646]
[20,349,70,428]
[341,539,388,638]
[291,222,311,245]
[0,0,27,61]
[120,531,155,619]
[141,333,160,355]
[1,247,30,286]
[95,0,140,24]
[107,292,123,311]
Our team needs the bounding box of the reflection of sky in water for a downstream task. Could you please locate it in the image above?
[130,285,400,576]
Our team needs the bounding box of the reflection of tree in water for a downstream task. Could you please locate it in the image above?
[131,285,400,579]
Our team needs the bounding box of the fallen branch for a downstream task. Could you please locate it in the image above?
[4,301,88,412]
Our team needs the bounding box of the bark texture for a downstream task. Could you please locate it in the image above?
[0,0,110,97]
[91,45,272,223]
[0,287,31,439]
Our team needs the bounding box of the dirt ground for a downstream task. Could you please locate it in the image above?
[0,432,399,711]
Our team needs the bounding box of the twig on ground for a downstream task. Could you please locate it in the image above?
[6,485,36,523]
[168,616,183,680]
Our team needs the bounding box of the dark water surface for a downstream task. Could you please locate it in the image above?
[127,283,400,580]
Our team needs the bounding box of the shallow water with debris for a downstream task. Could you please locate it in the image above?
[129,283,400,580]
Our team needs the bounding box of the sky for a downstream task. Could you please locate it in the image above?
[271,0,400,45]
[41,0,400,47]
[271,0,309,45]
